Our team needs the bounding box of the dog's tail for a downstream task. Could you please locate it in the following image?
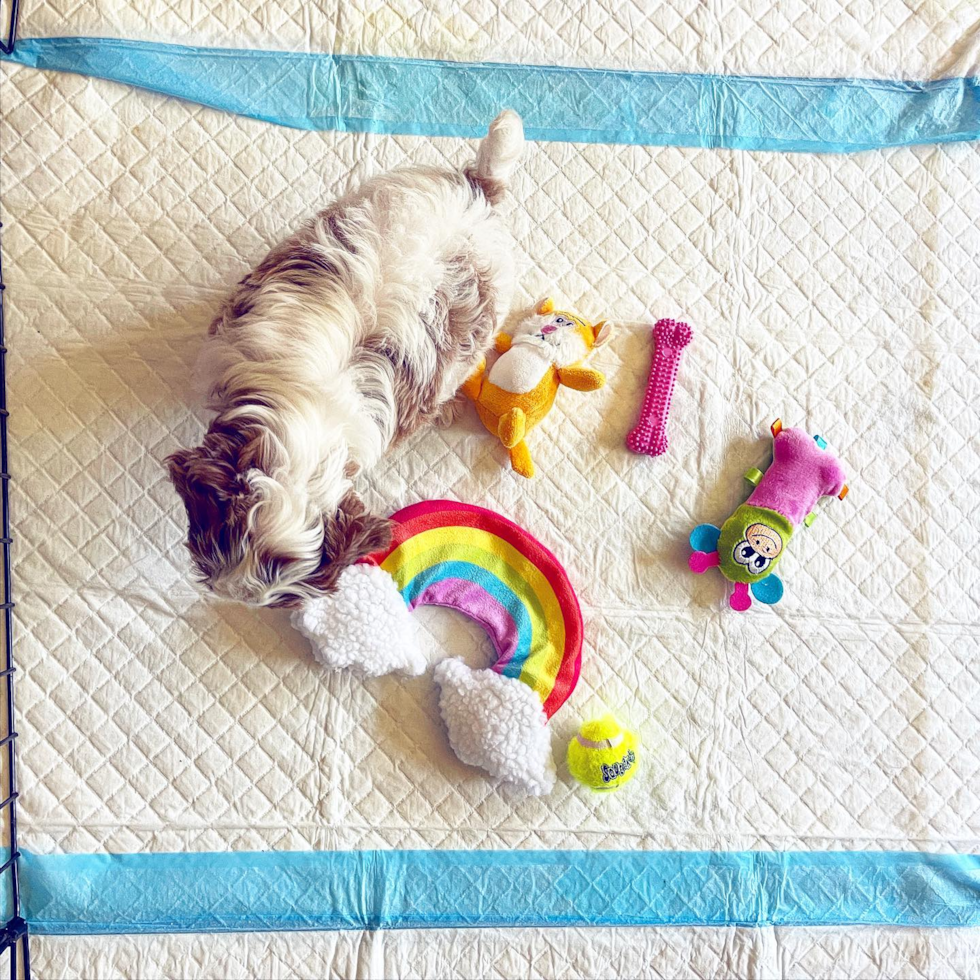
[467,109,524,205]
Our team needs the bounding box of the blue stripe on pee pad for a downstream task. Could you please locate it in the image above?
[2,37,978,152]
[11,848,980,934]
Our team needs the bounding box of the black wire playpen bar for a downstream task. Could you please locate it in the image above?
[0,226,29,978]
[1,5,30,974]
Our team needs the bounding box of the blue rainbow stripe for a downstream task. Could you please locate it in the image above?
[401,560,533,674]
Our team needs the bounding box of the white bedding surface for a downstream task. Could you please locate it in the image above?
[16,0,980,78]
[2,0,980,976]
[31,926,980,980]
[5,66,979,853]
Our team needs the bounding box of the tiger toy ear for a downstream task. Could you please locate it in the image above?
[536,297,555,315]
[592,321,612,347]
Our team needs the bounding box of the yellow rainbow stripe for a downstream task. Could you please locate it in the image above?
[381,524,567,703]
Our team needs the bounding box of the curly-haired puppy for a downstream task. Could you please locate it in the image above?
[167,111,524,606]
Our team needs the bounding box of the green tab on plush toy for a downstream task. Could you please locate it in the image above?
[461,297,612,478]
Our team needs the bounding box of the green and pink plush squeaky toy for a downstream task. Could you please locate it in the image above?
[689,420,849,612]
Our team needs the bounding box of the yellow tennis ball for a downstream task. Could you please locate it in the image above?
[566,714,639,792]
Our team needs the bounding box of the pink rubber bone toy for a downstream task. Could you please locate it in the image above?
[626,318,692,456]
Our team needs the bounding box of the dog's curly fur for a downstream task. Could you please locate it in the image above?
[167,111,524,606]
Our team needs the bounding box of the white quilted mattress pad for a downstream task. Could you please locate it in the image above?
[1,0,979,976]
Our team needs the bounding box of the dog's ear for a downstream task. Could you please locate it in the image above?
[167,420,256,504]
[298,495,391,598]
[167,447,227,543]
[166,429,255,585]
[324,495,392,567]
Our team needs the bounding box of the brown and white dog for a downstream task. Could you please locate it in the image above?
[167,111,524,606]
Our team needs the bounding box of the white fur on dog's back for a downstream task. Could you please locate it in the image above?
[333,165,516,415]
[176,111,524,605]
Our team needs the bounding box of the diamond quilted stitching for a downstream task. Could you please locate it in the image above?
[16,0,980,79]
[29,923,980,978]
[0,49,978,909]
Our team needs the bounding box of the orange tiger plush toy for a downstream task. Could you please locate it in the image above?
[462,298,612,477]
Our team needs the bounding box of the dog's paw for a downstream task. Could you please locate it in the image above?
[435,392,468,427]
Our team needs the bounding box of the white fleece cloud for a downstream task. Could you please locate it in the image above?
[290,563,425,677]
[434,657,556,795]
[293,566,557,794]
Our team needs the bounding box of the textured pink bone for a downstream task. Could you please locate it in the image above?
[626,318,692,456]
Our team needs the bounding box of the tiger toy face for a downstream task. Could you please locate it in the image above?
[508,297,611,368]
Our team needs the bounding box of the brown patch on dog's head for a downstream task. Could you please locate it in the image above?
[169,415,390,607]
[166,417,262,591]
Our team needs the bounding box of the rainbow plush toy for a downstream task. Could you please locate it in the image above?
[689,420,848,612]
[462,298,612,478]
[292,500,582,794]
